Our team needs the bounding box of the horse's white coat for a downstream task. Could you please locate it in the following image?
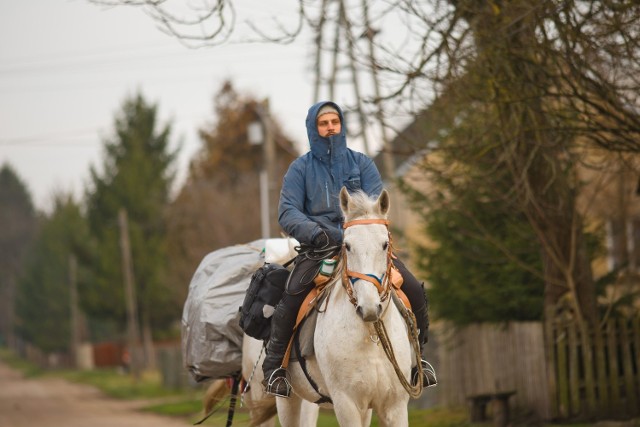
[279,189,412,427]
[242,189,412,426]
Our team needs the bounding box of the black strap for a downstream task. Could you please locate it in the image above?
[225,373,242,427]
[283,255,296,268]
[194,372,242,425]
[293,318,332,405]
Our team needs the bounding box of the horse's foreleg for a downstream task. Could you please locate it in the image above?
[375,404,409,427]
[332,395,369,427]
[299,399,320,427]
[275,394,305,427]
[364,408,373,426]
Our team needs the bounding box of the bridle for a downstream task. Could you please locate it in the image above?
[340,216,425,398]
[340,218,393,306]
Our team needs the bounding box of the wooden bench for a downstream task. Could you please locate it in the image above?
[467,390,516,427]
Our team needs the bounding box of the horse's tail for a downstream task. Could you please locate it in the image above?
[247,396,277,427]
[202,378,231,414]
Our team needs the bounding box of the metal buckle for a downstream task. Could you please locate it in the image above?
[266,368,292,398]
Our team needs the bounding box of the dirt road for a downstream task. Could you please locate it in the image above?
[0,360,193,427]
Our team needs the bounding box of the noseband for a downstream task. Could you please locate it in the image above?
[341,218,393,306]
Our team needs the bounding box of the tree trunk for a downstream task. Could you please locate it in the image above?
[466,0,598,324]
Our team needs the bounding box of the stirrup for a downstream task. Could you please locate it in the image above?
[265,368,292,398]
[413,359,438,388]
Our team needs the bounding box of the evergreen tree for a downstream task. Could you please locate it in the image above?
[0,163,37,346]
[414,186,545,326]
[84,93,178,340]
[14,194,88,352]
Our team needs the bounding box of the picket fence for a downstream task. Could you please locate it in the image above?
[436,314,640,422]
[545,313,640,420]
[435,322,552,419]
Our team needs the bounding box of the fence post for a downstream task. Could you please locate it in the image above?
[593,322,610,417]
[556,320,570,418]
[568,322,580,416]
[579,322,596,418]
[606,319,622,413]
[544,310,559,419]
[619,318,638,416]
[632,316,640,417]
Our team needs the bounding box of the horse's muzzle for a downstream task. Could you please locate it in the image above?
[356,303,383,322]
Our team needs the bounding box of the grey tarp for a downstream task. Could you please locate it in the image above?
[181,239,265,382]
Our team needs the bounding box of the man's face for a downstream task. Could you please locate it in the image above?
[317,113,341,137]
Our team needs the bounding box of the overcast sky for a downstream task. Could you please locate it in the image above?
[0,0,328,212]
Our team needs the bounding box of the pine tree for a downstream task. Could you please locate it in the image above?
[84,93,178,343]
[14,194,88,352]
[413,186,545,326]
[0,163,37,346]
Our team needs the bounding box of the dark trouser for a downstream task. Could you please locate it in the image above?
[262,255,322,380]
[393,258,430,349]
[262,254,430,379]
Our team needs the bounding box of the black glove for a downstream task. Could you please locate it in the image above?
[312,230,330,249]
[315,229,343,250]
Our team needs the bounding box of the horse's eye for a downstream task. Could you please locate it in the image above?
[345,243,351,251]
[383,241,389,251]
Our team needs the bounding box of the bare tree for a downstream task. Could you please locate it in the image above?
[92,0,640,324]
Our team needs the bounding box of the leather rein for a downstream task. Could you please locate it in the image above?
[340,218,393,306]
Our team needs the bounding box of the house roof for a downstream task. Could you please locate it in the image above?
[373,94,453,180]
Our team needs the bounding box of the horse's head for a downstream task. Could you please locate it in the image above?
[339,187,392,322]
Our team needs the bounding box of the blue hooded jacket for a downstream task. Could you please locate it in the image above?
[278,101,383,245]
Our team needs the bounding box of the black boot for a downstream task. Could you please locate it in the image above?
[262,335,292,398]
[262,288,306,398]
[411,302,438,388]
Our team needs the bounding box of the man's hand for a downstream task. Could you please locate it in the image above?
[312,230,330,249]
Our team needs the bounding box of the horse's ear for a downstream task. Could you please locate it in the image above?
[339,186,351,215]
[377,189,390,217]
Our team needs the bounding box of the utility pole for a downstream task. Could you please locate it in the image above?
[69,254,80,368]
[249,99,276,239]
[118,208,141,381]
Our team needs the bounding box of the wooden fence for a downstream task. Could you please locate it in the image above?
[436,315,640,422]
[435,322,552,420]
[545,313,640,420]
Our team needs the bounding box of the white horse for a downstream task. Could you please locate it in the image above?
[250,187,421,427]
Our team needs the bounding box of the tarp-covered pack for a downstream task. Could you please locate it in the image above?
[181,238,297,382]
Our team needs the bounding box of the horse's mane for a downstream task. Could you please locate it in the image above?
[343,190,384,222]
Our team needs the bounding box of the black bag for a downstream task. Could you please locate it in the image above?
[239,263,290,341]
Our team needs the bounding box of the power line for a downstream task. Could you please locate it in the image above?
[0,40,308,76]
[0,129,101,146]
[0,111,210,147]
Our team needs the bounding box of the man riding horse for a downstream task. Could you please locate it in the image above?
[262,101,437,397]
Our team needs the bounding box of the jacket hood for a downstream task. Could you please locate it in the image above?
[306,101,347,161]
